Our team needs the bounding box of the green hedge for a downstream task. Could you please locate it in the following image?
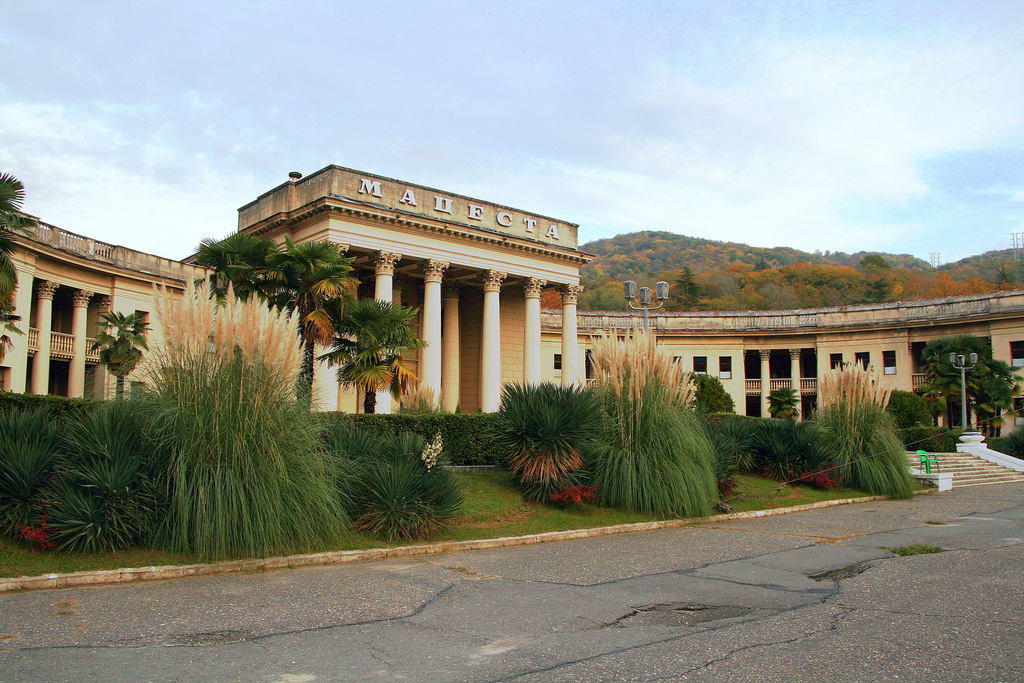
[323,412,502,466]
[898,425,960,453]
[0,391,102,418]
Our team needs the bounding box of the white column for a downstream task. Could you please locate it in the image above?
[30,280,58,395]
[68,290,93,398]
[790,349,802,421]
[93,296,111,399]
[421,259,448,405]
[524,278,546,385]
[560,284,582,387]
[480,270,506,412]
[7,265,35,393]
[373,251,402,413]
[760,349,771,416]
[441,282,461,412]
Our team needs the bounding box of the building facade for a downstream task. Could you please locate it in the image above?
[3,164,1023,433]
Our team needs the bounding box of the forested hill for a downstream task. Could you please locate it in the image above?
[573,231,1024,311]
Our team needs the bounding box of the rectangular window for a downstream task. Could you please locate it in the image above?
[883,350,897,375]
[1012,341,1024,367]
[719,355,732,379]
[830,353,844,369]
[553,353,562,371]
[1016,397,1024,426]
[672,355,682,364]
[693,356,708,374]
[855,352,870,370]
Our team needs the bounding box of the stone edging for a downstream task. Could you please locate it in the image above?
[1,492,917,593]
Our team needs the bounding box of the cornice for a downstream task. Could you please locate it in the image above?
[242,197,592,266]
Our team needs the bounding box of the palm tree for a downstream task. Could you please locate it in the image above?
[91,312,149,399]
[0,300,21,363]
[194,234,355,399]
[262,237,355,398]
[768,387,799,419]
[1,173,36,300]
[321,298,426,414]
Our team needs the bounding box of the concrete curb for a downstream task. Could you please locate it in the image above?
[1,492,915,594]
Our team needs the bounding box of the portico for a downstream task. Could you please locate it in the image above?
[237,165,591,412]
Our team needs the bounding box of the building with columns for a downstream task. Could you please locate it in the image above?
[1,222,204,398]
[541,291,1024,431]
[3,164,1023,434]
[235,165,589,413]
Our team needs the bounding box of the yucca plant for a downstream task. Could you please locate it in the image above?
[46,402,164,552]
[489,382,602,502]
[347,432,463,540]
[752,419,830,481]
[148,282,349,560]
[588,330,716,517]
[0,408,62,533]
[700,412,756,479]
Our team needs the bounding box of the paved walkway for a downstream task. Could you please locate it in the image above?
[2,484,1023,682]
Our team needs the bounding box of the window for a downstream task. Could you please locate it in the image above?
[1016,397,1024,426]
[719,355,732,379]
[1012,341,1024,367]
[693,356,707,374]
[883,350,897,375]
[830,353,844,369]
[553,353,562,371]
[855,352,870,370]
[672,355,682,364]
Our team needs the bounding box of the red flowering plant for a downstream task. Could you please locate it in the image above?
[18,513,54,549]
[549,484,598,507]
[798,469,839,490]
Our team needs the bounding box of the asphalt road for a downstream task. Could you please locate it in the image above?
[2,483,1023,683]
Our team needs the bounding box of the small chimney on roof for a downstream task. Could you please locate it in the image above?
[288,171,303,180]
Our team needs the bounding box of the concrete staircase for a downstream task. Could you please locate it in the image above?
[906,451,1024,488]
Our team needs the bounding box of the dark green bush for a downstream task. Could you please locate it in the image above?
[344,432,463,540]
[996,429,1024,458]
[488,383,601,503]
[752,419,830,481]
[328,412,500,465]
[47,403,165,552]
[0,391,100,418]
[0,408,63,533]
[699,412,755,482]
[692,374,735,414]
[886,390,930,430]
[898,425,960,453]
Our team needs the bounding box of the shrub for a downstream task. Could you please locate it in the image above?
[886,390,930,429]
[997,429,1024,458]
[489,382,601,502]
[751,419,830,481]
[149,283,348,560]
[46,402,164,552]
[0,392,99,418]
[347,432,463,540]
[816,402,913,498]
[692,374,735,414]
[898,425,959,453]
[588,331,716,517]
[335,413,500,465]
[0,408,62,533]
[701,412,756,478]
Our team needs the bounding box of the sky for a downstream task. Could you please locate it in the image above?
[2,1,1023,263]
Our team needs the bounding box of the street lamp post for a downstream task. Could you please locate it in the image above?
[949,352,978,430]
[623,280,669,331]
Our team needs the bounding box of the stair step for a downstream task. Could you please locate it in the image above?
[906,451,1024,488]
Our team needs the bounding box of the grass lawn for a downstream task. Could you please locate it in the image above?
[0,470,874,579]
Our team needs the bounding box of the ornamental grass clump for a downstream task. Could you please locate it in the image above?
[815,363,913,498]
[489,382,602,502]
[588,330,716,517]
[0,407,62,533]
[148,282,348,560]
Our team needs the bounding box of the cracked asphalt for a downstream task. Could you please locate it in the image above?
[2,483,1023,682]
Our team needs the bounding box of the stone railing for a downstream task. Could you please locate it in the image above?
[551,290,1024,333]
[25,222,202,284]
[28,329,100,361]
